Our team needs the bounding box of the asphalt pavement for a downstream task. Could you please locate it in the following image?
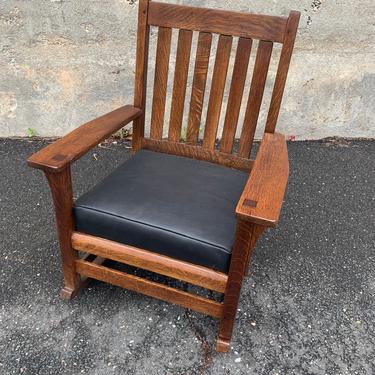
[0,138,374,374]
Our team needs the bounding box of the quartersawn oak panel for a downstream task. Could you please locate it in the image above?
[186,32,212,145]
[168,29,193,142]
[203,35,233,150]
[238,40,273,158]
[150,27,172,140]
[220,37,252,154]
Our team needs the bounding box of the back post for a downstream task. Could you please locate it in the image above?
[133,0,151,152]
[265,10,300,133]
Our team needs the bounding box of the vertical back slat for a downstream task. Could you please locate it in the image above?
[238,40,273,158]
[265,11,300,133]
[202,35,233,150]
[220,37,252,154]
[133,0,150,151]
[168,29,193,142]
[150,27,172,140]
[186,32,212,145]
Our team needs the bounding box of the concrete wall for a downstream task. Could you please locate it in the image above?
[1,0,374,139]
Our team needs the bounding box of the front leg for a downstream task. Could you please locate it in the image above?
[216,221,263,352]
[45,167,81,299]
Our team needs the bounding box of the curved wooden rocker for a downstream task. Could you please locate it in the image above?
[27,0,299,352]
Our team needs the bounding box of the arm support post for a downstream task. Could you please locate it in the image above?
[45,167,80,299]
[217,221,264,352]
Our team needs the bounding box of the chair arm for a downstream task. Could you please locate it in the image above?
[236,132,289,227]
[27,105,142,173]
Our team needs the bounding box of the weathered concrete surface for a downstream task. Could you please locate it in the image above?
[1,139,375,374]
[1,0,375,138]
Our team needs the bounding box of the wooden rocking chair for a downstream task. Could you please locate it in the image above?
[27,1,300,352]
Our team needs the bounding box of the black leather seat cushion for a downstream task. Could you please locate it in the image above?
[73,150,248,273]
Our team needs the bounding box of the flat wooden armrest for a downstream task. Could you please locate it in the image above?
[27,105,142,173]
[236,132,289,227]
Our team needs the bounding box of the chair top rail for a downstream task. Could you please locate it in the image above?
[148,2,288,43]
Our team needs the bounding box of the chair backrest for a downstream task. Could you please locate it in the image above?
[133,0,300,170]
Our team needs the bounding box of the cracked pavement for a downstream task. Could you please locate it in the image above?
[0,139,374,374]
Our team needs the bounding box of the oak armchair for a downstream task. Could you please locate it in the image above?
[27,0,299,352]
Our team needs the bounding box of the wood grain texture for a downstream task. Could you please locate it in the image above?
[203,35,233,150]
[186,32,212,145]
[28,2,300,353]
[72,232,228,293]
[168,29,193,142]
[238,40,273,158]
[27,105,141,173]
[265,11,300,133]
[133,0,150,151]
[148,2,287,43]
[217,221,257,352]
[244,225,265,276]
[220,37,252,154]
[150,27,172,140]
[75,260,223,318]
[141,138,254,172]
[236,132,289,227]
[45,167,80,300]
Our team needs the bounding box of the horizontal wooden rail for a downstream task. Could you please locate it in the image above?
[72,232,227,293]
[75,260,223,318]
[79,254,106,288]
[141,138,254,172]
[148,2,287,43]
